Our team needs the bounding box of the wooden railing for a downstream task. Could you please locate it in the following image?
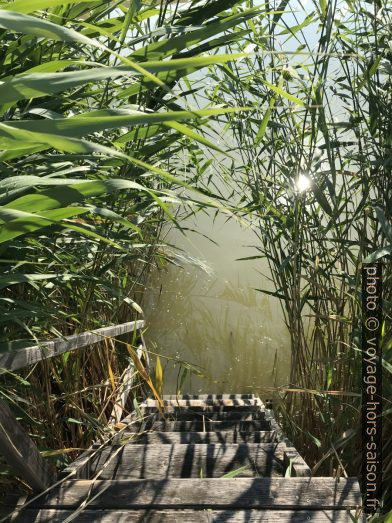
[0,320,145,491]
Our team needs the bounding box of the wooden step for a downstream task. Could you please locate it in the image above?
[2,390,362,522]
[22,478,362,510]
[130,430,278,444]
[87,443,286,479]
[162,394,256,400]
[142,399,263,407]
[140,410,263,421]
[142,404,262,413]
[6,508,363,522]
[127,419,271,432]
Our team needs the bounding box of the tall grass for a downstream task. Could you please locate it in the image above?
[206,0,391,512]
[0,0,256,492]
[1,0,390,512]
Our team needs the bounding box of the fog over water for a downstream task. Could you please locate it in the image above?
[144,206,291,394]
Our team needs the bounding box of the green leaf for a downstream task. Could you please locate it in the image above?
[0,124,225,199]
[175,0,243,26]
[0,273,67,290]
[0,9,97,44]
[86,206,141,234]
[221,466,250,478]
[130,7,262,61]
[137,53,247,73]
[255,105,273,145]
[6,107,251,137]
[0,122,131,159]
[66,417,84,425]
[255,77,282,145]
[0,55,246,105]
[0,0,95,14]
[0,68,136,104]
[262,80,304,106]
[163,121,225,153]
[0,176,92,191]
[0,10,174,93]
[4,179,146,213]
[155,355,163,396]
[119,0,141,44]
[0,206,88,243]
[279,12,315,35]
[319,0,327,17]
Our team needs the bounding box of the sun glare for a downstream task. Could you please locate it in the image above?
[295,173,311,193]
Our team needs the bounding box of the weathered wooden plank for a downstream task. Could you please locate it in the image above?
[131,431,278,444]
[0,400,55,491]
[162,394,256,400]
[140,410,263,421]
[126,419,271,432]
[87,443,286,479]
[6,508,365,522]
[24,478,362,509]
[0,320,145,373]
[143,399,263,408]
[143,405,261,413]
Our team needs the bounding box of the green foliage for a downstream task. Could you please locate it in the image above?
[206,0,391,510]
[0,0,254,344]
[0,0,255,490]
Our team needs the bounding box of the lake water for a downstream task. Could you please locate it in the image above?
[144,208,291,395]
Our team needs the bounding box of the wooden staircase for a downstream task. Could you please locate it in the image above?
[4,394,363,522]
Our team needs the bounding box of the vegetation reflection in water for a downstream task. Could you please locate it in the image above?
[145,210,291,393]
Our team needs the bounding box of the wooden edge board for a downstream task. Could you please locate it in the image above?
[0,400,55,491]
[283,447,312,477]
[58,447,97,480]
[254,404,311,475]
[263,408,293,445]
[0,320,144,373]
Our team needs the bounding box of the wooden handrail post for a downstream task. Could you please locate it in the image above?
[0,400,55,491]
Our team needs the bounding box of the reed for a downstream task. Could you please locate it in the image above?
[1,1,391,512]
[0,0,256,492]
[207,0,391,512]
